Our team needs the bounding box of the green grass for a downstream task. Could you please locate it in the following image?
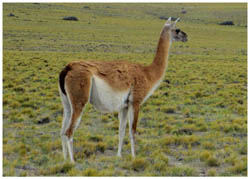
[3,3,247,176]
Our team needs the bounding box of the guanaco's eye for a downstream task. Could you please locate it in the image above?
[175,29,180,33]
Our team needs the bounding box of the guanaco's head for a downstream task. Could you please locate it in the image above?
[164,17,188,42]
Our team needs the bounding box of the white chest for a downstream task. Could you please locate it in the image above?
[90,76,130,113]
[141,78,163,104]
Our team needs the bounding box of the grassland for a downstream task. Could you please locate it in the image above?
[3,3,247,176]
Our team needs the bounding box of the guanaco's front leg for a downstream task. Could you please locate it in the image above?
[117,107,128,157]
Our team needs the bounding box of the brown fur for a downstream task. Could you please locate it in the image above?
[64,69,92,138]
[62,25,172,138]
[59,20,188,160]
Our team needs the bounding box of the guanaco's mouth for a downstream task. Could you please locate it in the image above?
[182,38,188,42]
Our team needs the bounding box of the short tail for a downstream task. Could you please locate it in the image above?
[59,65,71,96]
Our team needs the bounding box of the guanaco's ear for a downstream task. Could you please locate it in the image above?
[174,17,180,24]
[165,17,172,25]
[171,17,180,27]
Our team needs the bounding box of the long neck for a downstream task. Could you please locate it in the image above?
[148,27,172,81]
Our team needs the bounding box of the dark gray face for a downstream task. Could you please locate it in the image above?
[171,28,188,42]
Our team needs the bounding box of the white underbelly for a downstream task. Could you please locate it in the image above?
[90,76,130,113]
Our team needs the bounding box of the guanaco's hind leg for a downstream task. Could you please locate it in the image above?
[59,88,72,160]
[128,103,140,157]
[61,71,92,163]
